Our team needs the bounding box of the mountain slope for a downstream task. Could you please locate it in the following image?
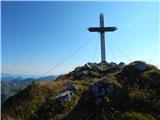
[1,76,57,104]
[2,61,160,120]
[1,79,32,104]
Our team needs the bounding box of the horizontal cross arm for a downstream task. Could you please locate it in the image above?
[88,27,117,32]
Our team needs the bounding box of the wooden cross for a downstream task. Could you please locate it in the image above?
[88,13,117,62]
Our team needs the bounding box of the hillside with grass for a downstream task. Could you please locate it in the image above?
[2,61,160,120]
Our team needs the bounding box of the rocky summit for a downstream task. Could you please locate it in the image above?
[2,61,160,120]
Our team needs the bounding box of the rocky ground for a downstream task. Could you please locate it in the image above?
[2,61,160,120]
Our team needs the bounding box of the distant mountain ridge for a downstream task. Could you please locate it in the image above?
[1,73,44,81]
[1,75,58,103]
[1,73,59,82]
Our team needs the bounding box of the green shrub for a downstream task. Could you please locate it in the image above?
[141,69,160,81]
[107,76,123,89]
[90,71,101,77]
[154,100,160,112]
[128,89,147,103]
[123,111,155,120]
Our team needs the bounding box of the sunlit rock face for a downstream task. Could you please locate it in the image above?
[55,91,73,103]
[70,62,125,79]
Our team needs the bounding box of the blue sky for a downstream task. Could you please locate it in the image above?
[2,1,159,75]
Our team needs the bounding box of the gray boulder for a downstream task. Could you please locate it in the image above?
[65,83,77,91]
[106,85,114,94]
[135,62,147,72]
[73,71,84,78]
[117,62,125,69]
[55,91,73,103]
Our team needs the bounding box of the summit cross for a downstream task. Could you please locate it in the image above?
[88,13,117,62]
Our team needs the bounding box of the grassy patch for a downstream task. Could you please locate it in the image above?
[123,111,155,120]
